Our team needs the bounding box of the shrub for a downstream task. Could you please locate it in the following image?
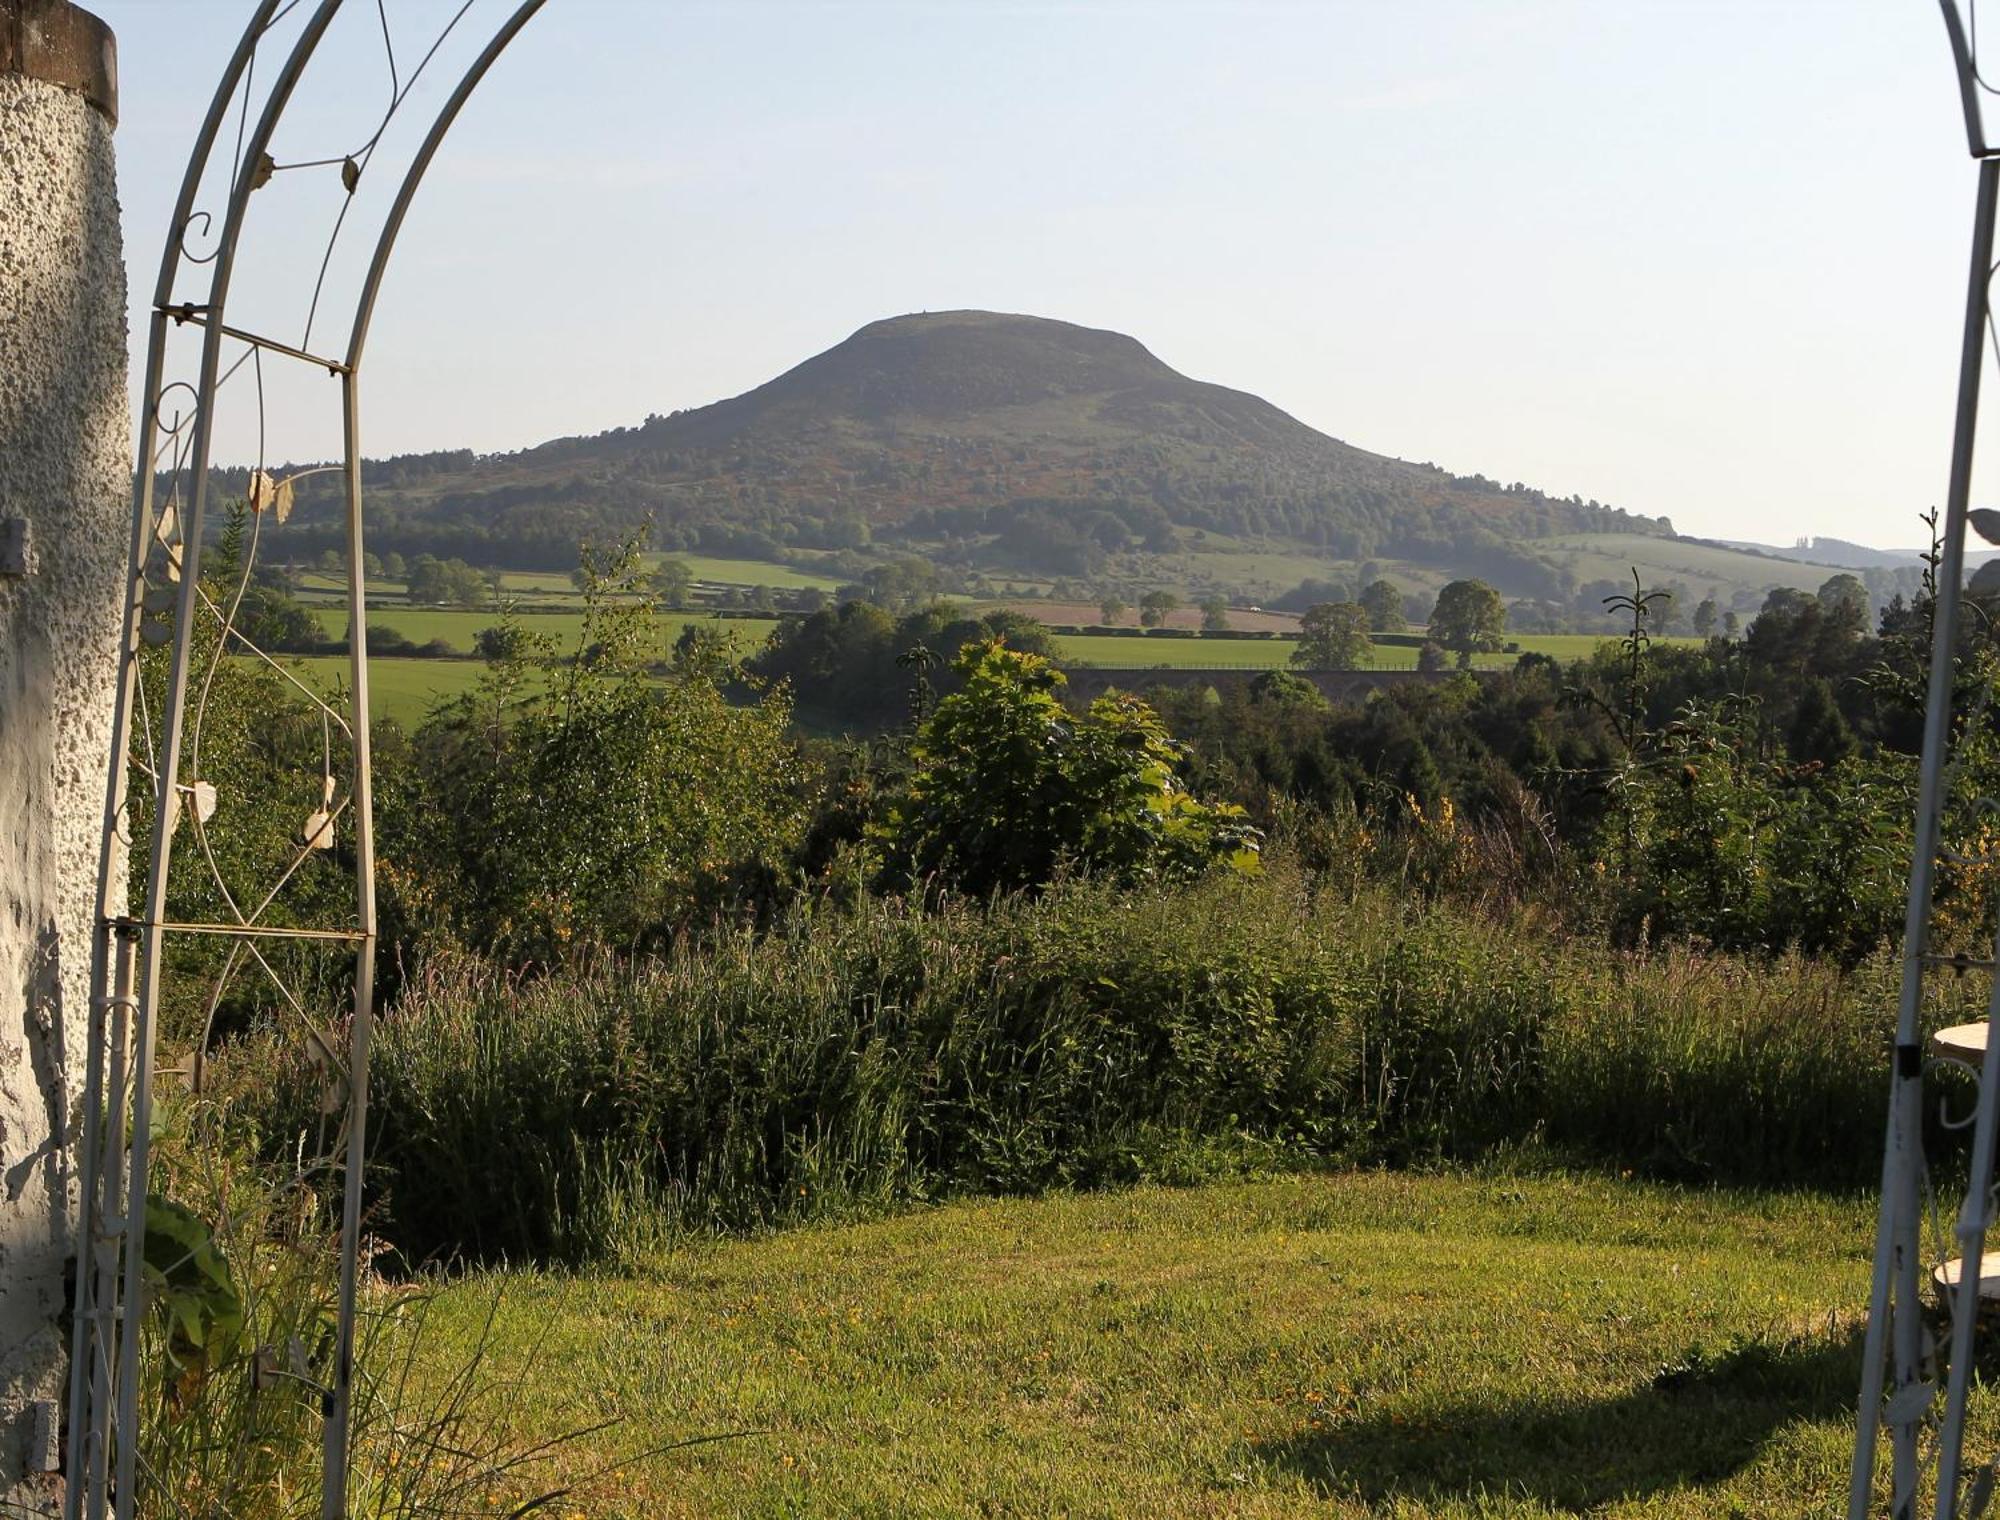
[880,641,1260,894]
[384,546,810,960]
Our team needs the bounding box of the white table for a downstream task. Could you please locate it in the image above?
[1929,1022,2000,1299]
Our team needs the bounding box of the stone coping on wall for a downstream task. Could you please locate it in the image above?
[0,0,115,125]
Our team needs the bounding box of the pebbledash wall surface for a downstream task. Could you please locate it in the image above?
[0,0,126,1505]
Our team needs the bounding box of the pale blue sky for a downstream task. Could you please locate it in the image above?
[92,1,1990,547]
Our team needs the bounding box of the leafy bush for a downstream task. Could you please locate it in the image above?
[880,641,1261,895]
[384,546,810,961]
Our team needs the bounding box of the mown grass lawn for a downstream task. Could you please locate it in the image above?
[408,1169,1934,1518]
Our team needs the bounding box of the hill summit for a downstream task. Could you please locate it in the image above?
[651,310,1322,453]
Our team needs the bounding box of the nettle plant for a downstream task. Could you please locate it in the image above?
[881,640,1261,896]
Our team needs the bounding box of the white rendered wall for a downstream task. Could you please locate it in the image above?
[0,66,127,1500]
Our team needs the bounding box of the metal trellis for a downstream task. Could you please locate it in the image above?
[1851,4,2000,1516]
[64,4,547,1516]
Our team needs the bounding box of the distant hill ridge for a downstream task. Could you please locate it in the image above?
[214,310,1676,595]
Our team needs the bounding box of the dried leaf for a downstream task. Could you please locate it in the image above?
[247,470,276,515]
[273,476,295,524]
[322,773,336,807]
[154,501,181,581]
[250,152,275,190]
[300,808,333,852]
[190,780,217,824]
[340,156,360,194]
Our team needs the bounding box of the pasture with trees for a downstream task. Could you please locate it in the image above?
[1290,600,1374,670]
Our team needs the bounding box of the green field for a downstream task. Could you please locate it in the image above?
[309,607,781,657]
[309,606,590,651]
[658,553,846,591]
[293,553,843,602]
[412,1168,1910,1517]
[1147,529,1872,609]
[283,617,1681,696]
[1531,533,1839,600]
[292,573,409,602]
[267,656,492,727]
[1052,634,1307,669]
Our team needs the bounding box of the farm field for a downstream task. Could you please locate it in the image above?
[654,552,847,591]
[979,599,1305,635]
[1157,543,1463,601]
[306,606,780,656]
[291,553,844,601]
[283,609,1691,686]
[420,1168,1908,1518]
[264,656,495,727]
[1052,633,1311,669]
[1530,533,1843,600]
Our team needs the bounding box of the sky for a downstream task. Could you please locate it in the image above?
[88,0,2000,549]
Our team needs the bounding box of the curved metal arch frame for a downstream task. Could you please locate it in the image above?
[68,4,548,1516]
[1850,6,2000,1518]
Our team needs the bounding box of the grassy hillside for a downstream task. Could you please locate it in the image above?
[1533,533,1845,600]
[415,1170,1895,1517]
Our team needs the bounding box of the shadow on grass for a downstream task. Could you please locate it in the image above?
[1260,1325,1860,1512]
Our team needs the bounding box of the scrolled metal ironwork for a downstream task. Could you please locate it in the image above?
[68,4,550,1516]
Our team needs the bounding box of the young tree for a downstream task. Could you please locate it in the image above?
[1789,676,1856,765]
[1200,595,1230,632]
[882,642,1259,894]
[1416,640,1449,673]
[1817,572,1869,634]
[1098,593,1128,625]
[1693,597,1718,638]
[1138,590,1180,628]
[1358,578,1404,631]
[1429,579,1506,652]
[394,540,806,960]
[1291,601,1373,670]
[652,557,694,609]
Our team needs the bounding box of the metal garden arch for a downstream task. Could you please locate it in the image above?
[67,4,546,1515]
[63,0,2000,1515]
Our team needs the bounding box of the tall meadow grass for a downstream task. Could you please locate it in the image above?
[213,865,1971,1266]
